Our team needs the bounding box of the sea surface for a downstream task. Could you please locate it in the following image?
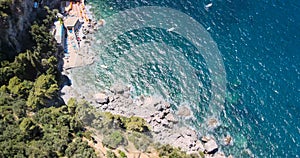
[71,0,300,157]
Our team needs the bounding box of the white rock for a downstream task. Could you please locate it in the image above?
[94,93,109,104]
[213,152,226,158]
[158,112,165,119]
[102,104,108,110]
[155,104,164,111]
[162,119,169,126]
[201,135,212,142]
[165,113,177,123]
[195,140,205,152]
[204,139,218,153]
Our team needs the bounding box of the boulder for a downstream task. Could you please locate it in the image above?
[184,130,193,136]
[155,104,164,111]
[181,128,197,138]
[110,84,128,94]
[153,116,162,123]
[108,106,115,110]
[161,119,169,127]
[194,140,205,152]
[144,96,161,107]
[94,93,109,104]
[158,112,165,119]
[213,152,226,158]
[164,102,171,108]
[123,92,130,98]
[204,139,218,154]
[201,136,212,143]
[165,113,177,123]
[153,125,161,133]
[102,104,108,110]
[164,108,170,114]
[109,95,115,102]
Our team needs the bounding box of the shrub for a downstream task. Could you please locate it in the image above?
[106,150,117,158]
[102,131,124,149]
[118,150,127,158]
[199,151,205,158]
[128,131,152,152]
[123,116,149,132]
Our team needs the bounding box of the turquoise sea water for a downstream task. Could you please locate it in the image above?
[73,0,299,157]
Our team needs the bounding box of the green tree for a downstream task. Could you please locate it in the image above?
[7,76,33,98]
[26,74,59,110]
[19,118,41,139]
[123,116,149,132]
[102,131,124,149]
[67,98,77,115]
[65,138,97,158]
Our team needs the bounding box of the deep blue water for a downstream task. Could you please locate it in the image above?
[83,0,300,157]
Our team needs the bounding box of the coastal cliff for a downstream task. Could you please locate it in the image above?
[0,0,61,60]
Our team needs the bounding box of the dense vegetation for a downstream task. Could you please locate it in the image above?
[0,6,96,157]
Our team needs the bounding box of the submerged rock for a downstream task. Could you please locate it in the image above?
[207,118,220,129]
[223,135,232,146]
[177,106,191,117]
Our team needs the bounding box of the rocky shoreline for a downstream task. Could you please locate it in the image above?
[61,82,233,157]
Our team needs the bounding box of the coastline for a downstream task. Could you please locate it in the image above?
[61,2,103,71]
[60,3,234,158]
[62,81,234,157]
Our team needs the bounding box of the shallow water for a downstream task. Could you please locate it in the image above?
[71,0,300,157]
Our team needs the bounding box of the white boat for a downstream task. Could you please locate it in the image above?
[205,3,213,8]
[100,64,108,69]
[167,27,175,32]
